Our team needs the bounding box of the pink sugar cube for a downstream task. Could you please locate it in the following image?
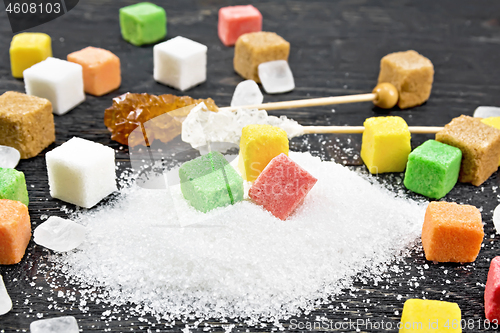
[485,256,500,321]
[248,153,317,220]
[218,5,263,47]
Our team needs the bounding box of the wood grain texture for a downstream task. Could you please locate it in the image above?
[1,0,500,331]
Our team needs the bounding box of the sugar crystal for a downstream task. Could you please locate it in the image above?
[33,216,86,252]
[474,106,500,118]
[0,275,12,315]
[231,80,263,107]
[258,60,295,94]
[494,204,500,234]
[0,145,20,169]
[30,316,79,333]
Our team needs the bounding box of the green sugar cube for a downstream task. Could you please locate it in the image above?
[404,140,462,199]
[179,152,243,213]
[119,2,167,46]
[0,168,29,206]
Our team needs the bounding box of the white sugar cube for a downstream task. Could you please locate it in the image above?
[0,275,12,316]
[154,36,207,91]
[231,80,263,107]
[46,137,117,208]
[24,57,85,116]
[34,216,86,252]
[473,106,500,118]
[258,60,295,94]
[30,316,79,333]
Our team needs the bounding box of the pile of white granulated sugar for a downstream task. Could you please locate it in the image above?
[49,151,426,324]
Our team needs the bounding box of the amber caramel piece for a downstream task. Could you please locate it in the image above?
[234,32,290,82]
[0,91,55,159]
[436,115,500,186]
[377,50,434,109]
[104,93,218,146]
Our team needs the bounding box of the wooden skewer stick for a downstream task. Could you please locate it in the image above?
[219,83,400,112]
[302,125,444,135]
[219,93,377,112]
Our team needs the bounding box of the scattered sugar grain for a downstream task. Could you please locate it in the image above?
[50,151,426,322]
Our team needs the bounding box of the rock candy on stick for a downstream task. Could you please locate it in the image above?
[181,104,303,148]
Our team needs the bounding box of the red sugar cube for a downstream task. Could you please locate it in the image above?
[485,256,500,322]
[248,153,317,220]
[218,5,262,47]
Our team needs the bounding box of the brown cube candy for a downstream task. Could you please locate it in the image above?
[234,31,290,82]
[377,50,434,109]
[0,91,55,159]
[436,115,500,186]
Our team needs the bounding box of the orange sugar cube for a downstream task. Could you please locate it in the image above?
[0,199,31,265]
[67,46,121,96]
[422,201,483,263]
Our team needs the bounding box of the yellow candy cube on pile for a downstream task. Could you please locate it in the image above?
[360,116,411,174]
[399,299,461,332]
[481,116,500,166]
[10,33,52,78]
[238,124,289,181]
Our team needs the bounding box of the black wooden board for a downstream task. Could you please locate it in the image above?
[2,0,500,331]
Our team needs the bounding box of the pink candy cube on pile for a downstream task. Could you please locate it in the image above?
[218,5,263,47]
[485,256,500,321]
[248,153,317,220]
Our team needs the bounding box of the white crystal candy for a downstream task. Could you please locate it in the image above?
[0,145,20,168]
[181,103,303,148]
[24,57,85,116]
[34,216,86,252]
[473,106,500,118]
[230,80,263,107]
[30,316,79,333]
[0,275,12,316]
[258,60,295,94]
[493,204,500,235]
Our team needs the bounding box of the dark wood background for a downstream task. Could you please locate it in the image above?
[1,0,500,331]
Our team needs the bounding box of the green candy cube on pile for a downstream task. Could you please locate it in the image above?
[0,168,29,206]
[119,2,167,46]
[179,152,243,213]
[404,140,462,199]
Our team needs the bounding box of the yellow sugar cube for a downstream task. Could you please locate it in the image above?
[360,116,411,174]
[238,124,289,182]
[399,299,461,332]
[481,117,500,166]
[10,33,52,78]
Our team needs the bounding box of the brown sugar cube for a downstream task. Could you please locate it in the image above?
[422,201,483,263]
[0,91,55,159]
[377,50,434,109]
[234,31,290,82]
[436,115,500,186]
